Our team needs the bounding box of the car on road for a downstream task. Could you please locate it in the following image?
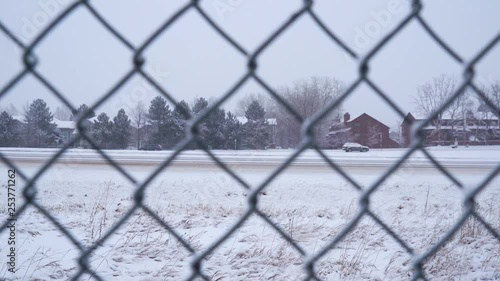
[139,144,162,151]
[342,142,369,152]
[265,143,282,149]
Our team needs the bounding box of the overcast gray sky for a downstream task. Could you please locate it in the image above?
[1,0,499,129]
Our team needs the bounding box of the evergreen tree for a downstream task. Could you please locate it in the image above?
[171,100,191,145]
[112,109,131,149]
[203,107,226,149]
[192,97,208,115]
[242,100,269,149]
[245,100,266,121]
[0,111,21,147]
[224,111,242,149]
[191,97,227,149]
[71,104,96,120]
[148,96,171,146]
[92,112,113,148]
[24,99,59,147]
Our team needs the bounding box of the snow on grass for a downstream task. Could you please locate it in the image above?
[0,149,499,280]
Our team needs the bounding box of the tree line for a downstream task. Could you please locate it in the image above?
[1,76,346,150]
[0,96,272,150]
[3,74,495,149]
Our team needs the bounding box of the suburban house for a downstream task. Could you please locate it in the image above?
[400,112,500,147]
[11,115,94,147]
[328,112,400,149]
[54,118,77,144]
[236,117,278,144]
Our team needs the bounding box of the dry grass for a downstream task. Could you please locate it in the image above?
[2,178,499,280]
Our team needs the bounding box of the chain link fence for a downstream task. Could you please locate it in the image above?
[1,0,499,280]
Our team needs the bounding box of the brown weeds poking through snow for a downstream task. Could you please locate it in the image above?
[424,197,500,280]
[88,181,113,242]
[4,173,499,280]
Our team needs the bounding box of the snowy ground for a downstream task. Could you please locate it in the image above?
[0,147,499,280]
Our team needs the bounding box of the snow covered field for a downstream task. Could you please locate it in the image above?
[0,147,499,280]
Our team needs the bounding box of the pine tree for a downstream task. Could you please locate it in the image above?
[203,107,226,149]
[71,104,96,120]
[92,112,113,148]
[0,111,21,147]
[24,99,59,147]
[242,100,269,149]
[224,111,242,149]
[112,109,131,149]
[192,97,210,148]
[148,96,171,146]
[245,100,266,121]
[192,97,208,115]
[171,100,191,146]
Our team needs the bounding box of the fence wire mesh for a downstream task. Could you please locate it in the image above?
[0,0,499,280]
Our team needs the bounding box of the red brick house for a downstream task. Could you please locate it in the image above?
[328,113,400,148]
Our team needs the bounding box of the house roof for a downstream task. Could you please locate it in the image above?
[422,125,499,130]
[12,115,80,130]
[236,116,277,125]
[408,111,499,122]
[401,112,416,125]
[12,115,25,122]
[347,113,389,129]
[53,118,75,130]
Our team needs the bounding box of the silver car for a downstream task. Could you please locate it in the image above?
[342,142,369,152]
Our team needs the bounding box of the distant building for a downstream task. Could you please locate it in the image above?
[400,112,416,147]
[236,117,277,143]
[12,115,99,147]
[400,112,500,147]
[12,115,77,147]
[53,119,76,144]
[328,112,400,148]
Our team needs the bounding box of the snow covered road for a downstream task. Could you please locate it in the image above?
[1,146,498,169]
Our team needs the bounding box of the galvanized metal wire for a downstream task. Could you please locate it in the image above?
[1,0,499,280]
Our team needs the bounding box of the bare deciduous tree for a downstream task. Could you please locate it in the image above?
[413,74,457,145]
[235,93,271,116]
[273,76,345,148]
[391,121,403,145]
[54,105,72,121]
[130,101,147,149]
[367,126,383,148]
[446,92,469,131]
[0,103,19,116]
[479,81,500,128]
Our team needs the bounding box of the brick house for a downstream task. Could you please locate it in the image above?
[328,112,400,148]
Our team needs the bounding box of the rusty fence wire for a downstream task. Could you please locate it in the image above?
[0,0,499,280]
